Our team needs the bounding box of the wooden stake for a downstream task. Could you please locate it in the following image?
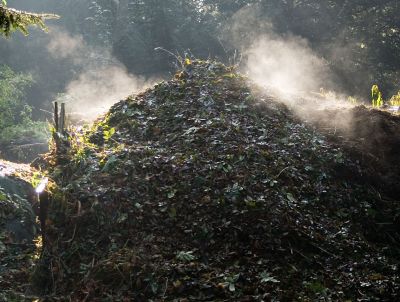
[60,103,65,134]
[54,101,59,132]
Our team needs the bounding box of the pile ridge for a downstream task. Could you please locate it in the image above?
[41,61,399,301]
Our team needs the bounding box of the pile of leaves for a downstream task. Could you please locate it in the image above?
[41,61,399,301]
[299,105,400,199]
[0,160,41,301]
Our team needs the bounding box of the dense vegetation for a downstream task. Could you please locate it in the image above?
[0,65,48,161]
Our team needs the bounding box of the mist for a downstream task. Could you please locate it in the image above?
[218,4,357,131]
[46,28,155,121]
[245,34,332,96]
[245,36,356,134]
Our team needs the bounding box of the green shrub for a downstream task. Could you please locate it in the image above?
[389,91,400,106]
[371,84,383,107]
[0,65,34,131]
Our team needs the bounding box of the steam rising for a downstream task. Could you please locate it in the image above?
[221,4,357,131]
[245,34,331,96]
[47,28,154,121]
[47,30,85,60]
[244,34,354,129]
[65,66,150,120]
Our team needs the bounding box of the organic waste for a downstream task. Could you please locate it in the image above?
[2,61,400,301]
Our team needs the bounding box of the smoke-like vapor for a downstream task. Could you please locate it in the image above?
[46,27,155,122]
[222,4,356,130]
[243,33,355,129]
[47,30,85,61]
[245,34,332,96]
[65,65,149,121]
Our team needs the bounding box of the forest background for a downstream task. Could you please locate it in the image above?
[1,0,399,160]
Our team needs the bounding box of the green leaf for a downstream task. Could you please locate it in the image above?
[176,250,196,262]
[305,281,326,294]
[103,127,116,141]
[286,193,297,203]
[260,271,280,283]
[0,192,7,201]
[101,155,118,172]
[167,189,177,199]
[169,207,177,218]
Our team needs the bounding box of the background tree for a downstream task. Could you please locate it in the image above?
[1,0,400,115]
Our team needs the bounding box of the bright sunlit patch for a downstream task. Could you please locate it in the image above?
[35,177,49,194]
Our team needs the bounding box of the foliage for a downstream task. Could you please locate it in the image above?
[1,0,399,111]
[371,84,383,107]
[0,65,49,162]
[176,250,196,262]
[389,91,400,106]
[0,121,48,144]
[0,2,58,37]
[0,65,34,130]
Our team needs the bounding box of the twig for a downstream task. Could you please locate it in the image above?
[39,108,53,115]
[308,241,339,259]
[9,143,47,150]
[154,47,183,69]
[63,224,77,244]
[274,167,290,179]
[162,277,169,298]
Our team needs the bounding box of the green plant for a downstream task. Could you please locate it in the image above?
[371,84,383,107]
[103,127,115,142]
[259,271,280,283]
[176,250,196,262]
[0,2,58,37]
[0,65,35,131]
[389,91,400,106]
[223,273,240,292]
[305,280,327,295]
[0,121,49,144]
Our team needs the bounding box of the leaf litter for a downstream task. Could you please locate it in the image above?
[34,60,400,301]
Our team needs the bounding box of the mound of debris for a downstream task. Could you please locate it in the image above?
[296,103,400,199]
[0,160,40,301]
[41,61,399,301]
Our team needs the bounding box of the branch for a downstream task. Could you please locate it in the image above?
[0,4,59,37]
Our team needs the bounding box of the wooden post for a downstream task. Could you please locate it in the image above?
[53,102,60,154]
[54,101,59,133]
[60,103,65,134]
[39,191,49,248]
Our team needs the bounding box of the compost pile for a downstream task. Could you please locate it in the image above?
[42,61,399,301]
[295,103,400,199]
[0,160,39,301]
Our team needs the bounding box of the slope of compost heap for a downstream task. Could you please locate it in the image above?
[294,102,400,199]
[0,160,40,301]
[42,61,399,301]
